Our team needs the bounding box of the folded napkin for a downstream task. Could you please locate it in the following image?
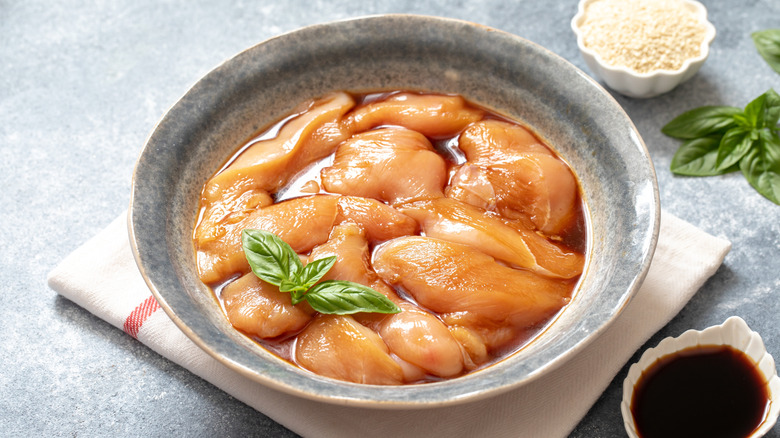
[48,210,730,438]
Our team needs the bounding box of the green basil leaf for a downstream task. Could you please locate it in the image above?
[662,106,741,139]
[242,229,303,287]
[279,279,307,294]
[752,29,780,75]
[294,256,337,291]
[741,93,767,129]
[759,128,780,150]
[739,135,780,205]
[304,280,401,315]
[717,127,754,170]
[671,136,737,176]
[762,88,780,128]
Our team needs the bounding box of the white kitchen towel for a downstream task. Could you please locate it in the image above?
[48,210,731,437]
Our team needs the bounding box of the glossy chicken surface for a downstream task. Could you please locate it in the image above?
[335,196,419,243]
[321,127,447,205]
[295,314,405,385]
[203,92,354,203]
[398,198,584,279]
[344,92,484,138]
[309,224,465,379]
[222,272,314,339]
[196,195,338,284]
[195,93,354,252]
[372,237,572,331]
[194,91,586,385]
[455,120,579,236]
[196,195,417,284]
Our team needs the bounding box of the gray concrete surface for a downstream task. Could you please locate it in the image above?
[2,0,778,436]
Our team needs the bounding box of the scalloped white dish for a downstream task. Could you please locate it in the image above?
[571,0,716,98]
[621,316,780,437]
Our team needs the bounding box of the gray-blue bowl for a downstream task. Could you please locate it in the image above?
[129,14,659,408]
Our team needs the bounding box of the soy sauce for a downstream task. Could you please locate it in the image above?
[631,345,770,438]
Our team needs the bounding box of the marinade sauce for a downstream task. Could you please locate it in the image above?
[631,345,770,438]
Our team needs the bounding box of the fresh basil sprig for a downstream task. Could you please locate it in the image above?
[241,229,401,314]
[752,29,780,75]
[664,89,780,205]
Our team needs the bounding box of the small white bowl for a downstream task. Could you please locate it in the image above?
[621,316,780,438]
[571,0,716,98]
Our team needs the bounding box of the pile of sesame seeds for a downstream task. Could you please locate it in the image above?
[579,0,708,74]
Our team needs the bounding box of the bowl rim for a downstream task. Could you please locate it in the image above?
[128,13,661,408]
[571,0,716,79]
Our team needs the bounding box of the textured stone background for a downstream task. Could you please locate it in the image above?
[2,0,778,436]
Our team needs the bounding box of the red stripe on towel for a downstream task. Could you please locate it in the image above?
[123,295,160,338]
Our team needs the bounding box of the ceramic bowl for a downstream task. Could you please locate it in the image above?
[129,15,660,408]
[621,316,780,437]
[571,0,716,98]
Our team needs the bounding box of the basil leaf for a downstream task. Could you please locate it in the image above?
[242,229,303,287]
[662,87,780,204]
[671,136,736,176]
[739,93,767,129]
[763,89,780,128]
[752,29,780,75]
[304,280,401,315]
[241,230,399,314]
[739,134,780,205]
[717,127,755,170]
[662,106,741,139]
[279,279,307,293]
[295,256,337,291]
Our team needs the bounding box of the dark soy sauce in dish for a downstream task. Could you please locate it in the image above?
[631,345,770,438]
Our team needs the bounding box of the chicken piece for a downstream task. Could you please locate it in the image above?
[376,302,465,378]
[307,224,425,381]
[194,92,354,246]
[196,194,416,284]
[203,92,355,203]
[445,165,496,211]
[372,237,572,331]
[308,224,465,378]
[196,195,339,284]
[294,314,405,385]
[447,325,489,369]
[221,272,314,339]
[335,196,418,243]
[455,120,579,235]
[392,356,427,383]
[441,312,521,351]
[321,128,447,205]
[308,223,379,286]
[194,189,274,246]
[398,198,584,279]
[345,92,484,138]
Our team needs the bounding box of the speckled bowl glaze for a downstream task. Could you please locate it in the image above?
[129,15,660,408]
[622,317,780,437]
